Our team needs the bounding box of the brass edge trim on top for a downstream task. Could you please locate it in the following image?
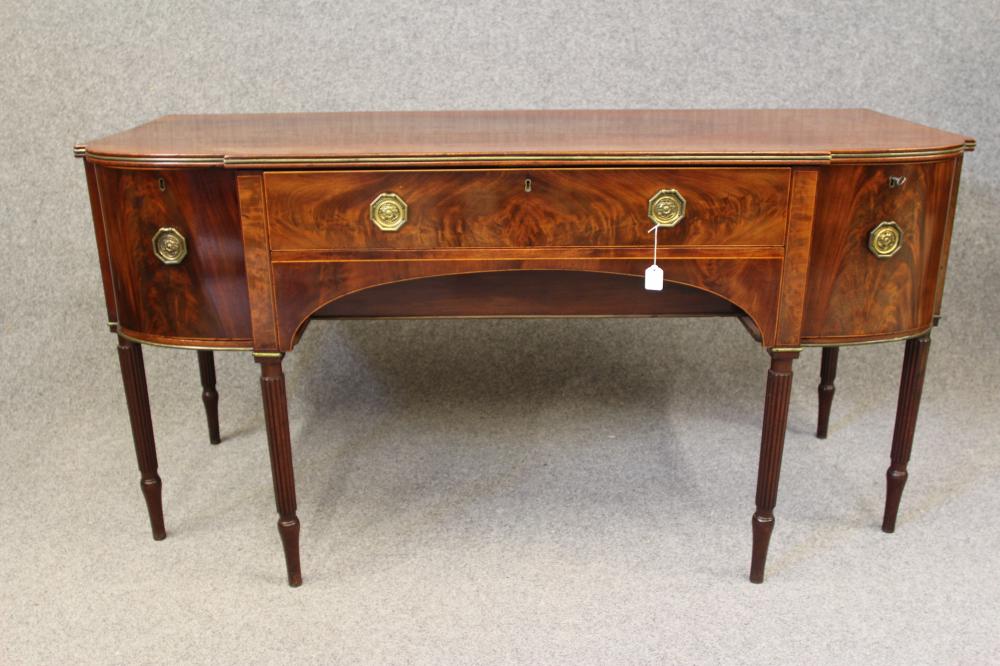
[769,347,803,353]
[116,329,252,351]
[252,351,284,358]
[222,153,832,166]
[83,152,225,165]
[829,146,965,161]
[83,151,826,167]
[73,145,86,158]
[80,144,968,167]
[964,139,976,151]
[800,326,933,348]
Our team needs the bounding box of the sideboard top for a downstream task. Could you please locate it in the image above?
[78,109,973,167]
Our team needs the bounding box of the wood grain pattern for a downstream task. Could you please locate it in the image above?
[264,168,790,251]
[116,335,166,541]
[81,110,970,167]
[750,349,798,584]
[816,347,839,439]
[270,258,783,351]
[800,160,956,343]
[774,169,818,345]
[257,355,302,587]
[95,166,252,343]
[237,174,279,350]
[882,334,931,533]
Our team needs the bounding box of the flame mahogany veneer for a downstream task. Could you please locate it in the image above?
[77,110,973,586]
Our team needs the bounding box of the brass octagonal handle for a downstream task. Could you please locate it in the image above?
[370,192,408,231]
[152,227,187,265]
[868,221,903,259]
[648,189,687,227]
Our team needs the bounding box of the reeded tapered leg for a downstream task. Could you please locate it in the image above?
[197,350,221,444]
[750,350,798,583]
[116,335,166,540]
[816,347,839,439]
[882,334,931,533]
[256,354,302,587]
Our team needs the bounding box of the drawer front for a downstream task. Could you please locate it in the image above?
[264,168,790,251]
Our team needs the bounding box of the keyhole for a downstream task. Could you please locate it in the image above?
[524,178,532,193]
[158,177,167,192]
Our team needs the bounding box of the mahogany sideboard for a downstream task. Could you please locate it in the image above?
[75,110,974,586]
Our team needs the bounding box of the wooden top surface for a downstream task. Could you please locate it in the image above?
[80,109,973,166]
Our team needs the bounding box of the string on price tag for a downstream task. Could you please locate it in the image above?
[644,224,664,291]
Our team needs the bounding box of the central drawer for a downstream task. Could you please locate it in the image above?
[263,168,791,251]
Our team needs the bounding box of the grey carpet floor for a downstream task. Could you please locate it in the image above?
[3,317,1000,664]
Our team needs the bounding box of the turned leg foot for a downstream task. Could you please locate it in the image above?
[277,517,302,587]
[749,349,797,583]
[257,353,302,587]
[140,478,165,541]
[116,335,166,540]
[197,350,221,444]
[816,347,839,439]
[882,334,931,533]
[750,512,774,583]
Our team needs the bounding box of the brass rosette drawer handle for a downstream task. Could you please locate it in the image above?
[370,192,408,231]
[647,189,687,227]
[868,221,903,258]
[152,227,187,265]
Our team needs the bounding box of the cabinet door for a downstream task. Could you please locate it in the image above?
[801,160,957,343]
[98,167,252,344]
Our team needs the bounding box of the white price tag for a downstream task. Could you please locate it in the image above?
[645,264,664,291]
[645,223,664,291]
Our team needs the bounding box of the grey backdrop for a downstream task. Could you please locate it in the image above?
[2,1,998,664]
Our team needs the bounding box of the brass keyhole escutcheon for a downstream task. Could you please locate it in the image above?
[868,221,902,259]
[152,227,187,265]
[370,192,408,231]
[647,189,687,227]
